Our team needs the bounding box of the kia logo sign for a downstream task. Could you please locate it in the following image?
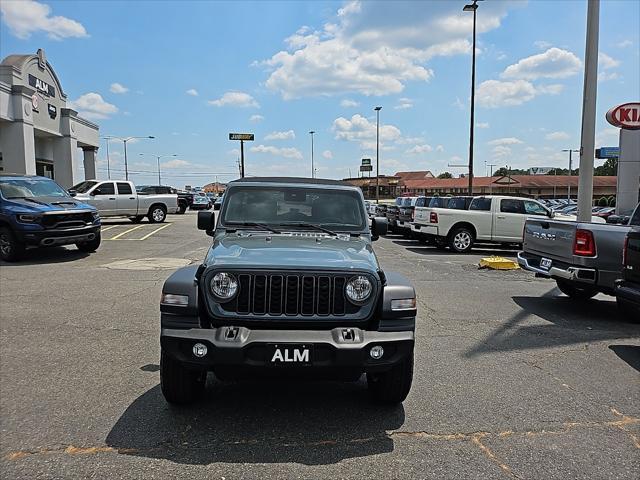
[606,102,640,130]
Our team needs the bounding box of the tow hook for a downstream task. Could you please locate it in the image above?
[341,328,355,341]
[225,327,239,340]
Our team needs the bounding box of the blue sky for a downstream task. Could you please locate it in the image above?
[1,0,638,188]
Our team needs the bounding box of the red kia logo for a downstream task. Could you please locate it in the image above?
[606,102,640,130]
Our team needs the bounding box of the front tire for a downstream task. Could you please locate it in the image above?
[556,279,598,300]
[160,351,206,405]
[0,227,25,262]
[177,203,187,215]
[148,205,167,223]
[448,227,474,253]
[367,353,414,405]
[76,233,101,253]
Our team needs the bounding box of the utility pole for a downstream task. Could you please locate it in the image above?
[374,106,382,204]
[562,149,579,200]
[309,131,316,178]
[577,0,600,221]
[105,135,155,181]
[463,0,482,195]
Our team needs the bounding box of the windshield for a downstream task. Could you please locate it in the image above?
[0,177,70,199]
[72,181,98,193]
[222,186,366,231]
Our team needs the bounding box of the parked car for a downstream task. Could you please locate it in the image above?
[385,199,401,232]
[375,204,388,217]
[594,207,616,220]
[0,174,101,261]
[191,193,211,210]
[70,180,179,223]
[159,177,416,405]
[396,196,423,237]
[214,194,224,211]
[518,203,640,300]
[412,196,472,241]
[136,185,193,214]
[615,221,640,316]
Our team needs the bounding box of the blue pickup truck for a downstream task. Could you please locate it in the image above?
[0,174,101,262]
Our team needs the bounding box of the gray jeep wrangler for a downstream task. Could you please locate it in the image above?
[160,177,417,405]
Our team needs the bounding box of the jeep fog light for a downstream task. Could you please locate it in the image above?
[391,298,416,311]
[370,345,384,360]
[161,293,189,306]
[193,343,207,358]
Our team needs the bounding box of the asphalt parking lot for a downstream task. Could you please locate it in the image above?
[1,211,638,479]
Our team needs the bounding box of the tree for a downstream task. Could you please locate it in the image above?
[594,158,617,176]
[598,196,608,207]
[608,196,616,207]
[437,172,453,179]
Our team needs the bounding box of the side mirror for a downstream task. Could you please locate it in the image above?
[68,189,77,197]
[197,211,215,234]
[371,216,388,241]
[90,189,99,196]
[547,209,554,218]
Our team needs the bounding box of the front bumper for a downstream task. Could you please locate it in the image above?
[15,225,101,247]
[161,326,414,372]
[517,251,597,284]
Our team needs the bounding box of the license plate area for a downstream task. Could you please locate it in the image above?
[540,257,552,270]
[267,343,313,366]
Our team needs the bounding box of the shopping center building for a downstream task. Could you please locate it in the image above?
[0,49,99,188]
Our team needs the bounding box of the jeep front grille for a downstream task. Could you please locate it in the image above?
[220,273,355,317]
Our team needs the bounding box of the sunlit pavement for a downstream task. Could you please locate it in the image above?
[1,212,638,479]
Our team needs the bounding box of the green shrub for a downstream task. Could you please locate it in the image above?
[608,196,616,207]
[598,197,608,207]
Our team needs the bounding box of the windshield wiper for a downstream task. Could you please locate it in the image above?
[225,222,281,234]
[277,222,337,236]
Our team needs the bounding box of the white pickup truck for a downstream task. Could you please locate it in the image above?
[412,195,570,253]
[70,180,179,223]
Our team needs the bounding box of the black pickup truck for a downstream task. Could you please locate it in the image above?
[136,185,193,214]
[615,220,640,316]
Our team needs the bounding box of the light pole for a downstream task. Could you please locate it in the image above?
[139,153,177,185]
[562,149,579,200]
[463,0,482,195]
[105,136,155,180]
[374,106,382,204]
[309,131,315,178]
[100,136,112,179]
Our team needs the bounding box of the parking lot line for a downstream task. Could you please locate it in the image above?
[108,225,146,240]
[100,225,120,232]
[136,223,172,241]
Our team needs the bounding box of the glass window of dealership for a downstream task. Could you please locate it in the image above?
[0,49,99,188]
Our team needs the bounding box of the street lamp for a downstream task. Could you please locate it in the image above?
[463,0,483,195]
[374,106,382,204]
[139,153,177,185]
[100,136,112,179]
[562,148,579,200]
[309,131,316,178]
[104,135,155,180]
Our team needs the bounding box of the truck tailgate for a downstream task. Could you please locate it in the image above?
[523,218,577,261]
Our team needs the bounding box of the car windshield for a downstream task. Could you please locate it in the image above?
[222,186,366,231]
[0,177,70,199]
[72,181,98,193]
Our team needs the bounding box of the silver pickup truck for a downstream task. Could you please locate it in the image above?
[518,203,640,299]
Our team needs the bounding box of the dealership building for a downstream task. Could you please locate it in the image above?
[0,49,99,188]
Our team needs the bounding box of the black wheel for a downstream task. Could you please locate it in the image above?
[160,350,206,405]
[177,203,187,215]
[616,297,639,320]
[130,216,145,223]
[0,227,25,262]
[556,279,598,300]
[448,227,474,253]
[367,353,414,404]
[76,233,101,253]
[148,205,167,223]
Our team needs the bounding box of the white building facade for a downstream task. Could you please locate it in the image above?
[0,49,99,188]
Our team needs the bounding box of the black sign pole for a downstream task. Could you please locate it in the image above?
[240,140,245,178]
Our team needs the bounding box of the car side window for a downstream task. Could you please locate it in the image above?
[94,182,115,195]
[470,198,492,211]
[631,205,640,226]
[415,198,425,207]
[524,201,547,215]
[117,182,133,195]
[500,199,525,214]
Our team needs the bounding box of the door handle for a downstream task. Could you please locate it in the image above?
[497,215,506,219]
[129,197,135,200]
[109,197,116,200]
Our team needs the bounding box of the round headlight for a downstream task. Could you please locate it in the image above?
[210,272,238,300]
[345,275,372,304]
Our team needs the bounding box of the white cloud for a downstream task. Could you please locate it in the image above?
[69,93,118,120]
[476,122,490,129]
[249,114,264,123]
[109,82,128,94]
[599,52,620,70]
[501,48,582,80]
[477,79,561,108]
[332,114,401,148]
[406,144,432,154]
[161,159,190,169]
[615,39,632,48]
[394,97,414,110]
[186,88,199,96]
[208,91,259,108]
[0,0,88,40]
[260,1,516,99]
[488,137,523,146]
[545,131,570,141]
[250,144,303,160]
[436,145,444,152]
[264,130,295,141]
[598,71,620,82]
[534,40,552,50]
[340,99,359,108]
[492,145,512,158]
[322,150,333,159]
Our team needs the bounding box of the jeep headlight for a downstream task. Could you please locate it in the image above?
[345,275,372,304]
[210,272,238,300]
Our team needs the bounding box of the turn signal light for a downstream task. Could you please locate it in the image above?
[430,212,438,223]
[574,229,596,257]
